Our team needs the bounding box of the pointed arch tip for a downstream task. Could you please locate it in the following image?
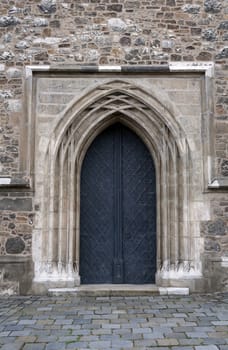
[53,78,188,144]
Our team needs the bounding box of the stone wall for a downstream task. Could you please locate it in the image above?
[0,0,227,175]
[0,0,227,294]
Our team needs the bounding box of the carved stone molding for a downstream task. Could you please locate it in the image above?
[31,77,202,288]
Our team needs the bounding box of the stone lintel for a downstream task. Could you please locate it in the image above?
[208,178,228,189]
[25,63,214,75]
[25,65,50,78]
[0,177,31,188]
[48,65,169,73]
[59,65,99,73]
[169,61,214,74]
[121,65,169,73]
[0,177,11,185]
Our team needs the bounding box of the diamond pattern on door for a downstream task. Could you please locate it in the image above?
[122,126,156,283]
[80,128,114,284]
[80,123,156,284]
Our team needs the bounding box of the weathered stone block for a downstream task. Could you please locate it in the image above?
[182,4,201,14]
[206,219,227,236]
[15,41,30,50]
[218,96,228,105]
[202,29,217,41]
[205,238,221,252]
[0,257,33,294]
[218,21,228,29]
[0,281,18,295]
[50,20,60,28]
[6,68,22,79]
[3,33,12,43]
[108,18,127,31]
[0,198,32,212]
[196,51,212,60]
[125,49,140,60]
[6,236,25,254]
[162,40,174,49]
[0,16,20,27]
[120,36,131,46]
[0,91,13,100]
[38,103,65,115]
[39,93,74,104]
[0,51,14,61]
[204,0,222,12]
[34,51,48,61]
[191,28,202,35]
[135,37,145,46]
[33,18,48,27]
[167,0,176,6]
[75,17,87,25]
[8,222,15,229]
[6,99,22,113]
[107,4,123,12]
[221,159,228,176]
[38,0,56,14]
[216,48,228,59]
[0,156,14,163]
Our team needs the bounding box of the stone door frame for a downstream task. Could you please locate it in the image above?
[22,63,217,293]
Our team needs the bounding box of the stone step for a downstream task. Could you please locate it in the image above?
[48,284,189,297]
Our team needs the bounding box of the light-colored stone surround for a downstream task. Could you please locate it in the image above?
[21,63,225,293]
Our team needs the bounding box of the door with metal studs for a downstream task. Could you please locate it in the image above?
[80,122,156,284]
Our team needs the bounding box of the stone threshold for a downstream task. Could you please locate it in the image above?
[48,285,189,296]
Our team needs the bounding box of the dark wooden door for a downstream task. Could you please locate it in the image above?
[80,123,156,284]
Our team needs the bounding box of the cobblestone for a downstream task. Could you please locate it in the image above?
[0,293,227,349]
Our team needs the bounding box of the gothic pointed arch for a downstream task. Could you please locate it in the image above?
[34,79,201,286]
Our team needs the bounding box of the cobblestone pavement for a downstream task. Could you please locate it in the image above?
[0,293,228,350]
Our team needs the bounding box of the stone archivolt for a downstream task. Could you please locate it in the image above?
[33,80,201,288]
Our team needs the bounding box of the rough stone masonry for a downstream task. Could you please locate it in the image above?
[0,0,227,294]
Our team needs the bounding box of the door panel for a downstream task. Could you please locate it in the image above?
[80,123,156,284]
[80,127,114,283]
[122,126,156,283]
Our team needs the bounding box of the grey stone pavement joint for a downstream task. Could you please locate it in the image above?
[0,293,227,349]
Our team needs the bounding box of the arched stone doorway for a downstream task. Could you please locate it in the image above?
[80,122,156,284]
[33,79,202,291]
